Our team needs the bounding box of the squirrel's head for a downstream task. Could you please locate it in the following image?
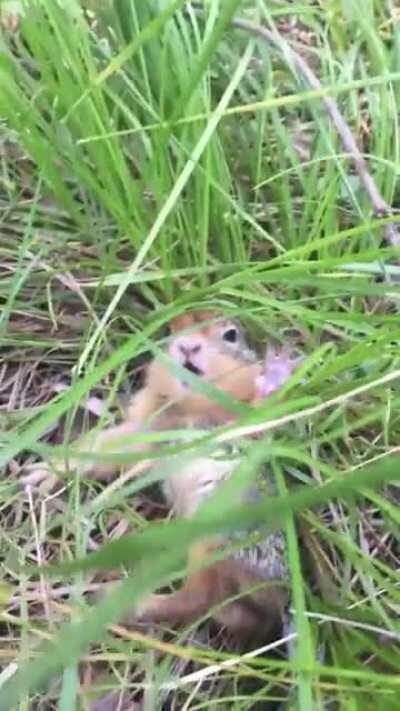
[167,310,253,377]
[148,310,258,411]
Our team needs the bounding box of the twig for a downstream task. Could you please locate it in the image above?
[301,611,400,642]
[26,486,51,622]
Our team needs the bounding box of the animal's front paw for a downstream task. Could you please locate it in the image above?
[133,596,155,624]
[119,597,157,629]
[255,346,302,400]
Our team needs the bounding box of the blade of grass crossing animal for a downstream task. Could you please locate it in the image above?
[58,666,79,711]
[274,462,315,709]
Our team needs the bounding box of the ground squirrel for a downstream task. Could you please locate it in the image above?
[24,309,301,642]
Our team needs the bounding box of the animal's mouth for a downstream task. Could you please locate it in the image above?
[183,360,203,377]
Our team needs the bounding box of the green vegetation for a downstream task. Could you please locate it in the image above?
[1,1,400,708]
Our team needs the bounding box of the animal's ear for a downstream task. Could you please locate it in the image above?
[169,310,220,333]
[168,313,195,334]
[194,309,219,325]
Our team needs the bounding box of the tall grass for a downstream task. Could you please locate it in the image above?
[1,1,400,708]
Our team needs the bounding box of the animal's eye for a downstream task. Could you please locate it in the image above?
[222,327,238,343]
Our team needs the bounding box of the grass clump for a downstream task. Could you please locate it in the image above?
[1,1,400,709]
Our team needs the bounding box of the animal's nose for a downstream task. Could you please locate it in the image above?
[176,339,202,357]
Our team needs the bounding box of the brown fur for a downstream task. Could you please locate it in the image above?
[135,541,287,643]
